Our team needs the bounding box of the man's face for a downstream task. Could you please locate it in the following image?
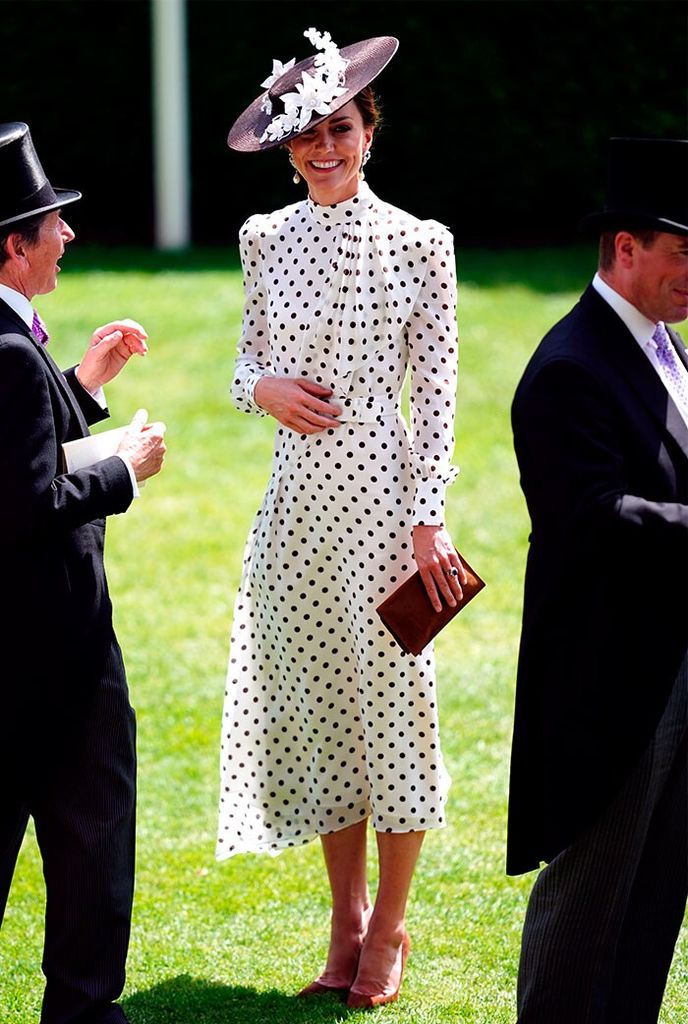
[628,232,688,324]
[23,211,75,297]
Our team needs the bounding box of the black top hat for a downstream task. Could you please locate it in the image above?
[0,122,81,229]
[581,137,688,236]
[228,30,398,153]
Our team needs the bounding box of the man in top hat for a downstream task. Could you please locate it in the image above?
[507,136,688,1022]
[0,122,166,1023]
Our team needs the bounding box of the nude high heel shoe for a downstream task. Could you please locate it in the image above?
[297,979,351,998]
[299,907,372,999]
[298,948,363,999]
[346,932,411,1009]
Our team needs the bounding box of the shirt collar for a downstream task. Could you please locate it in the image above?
[0,282,34,330]
[307,180,376,226]
[592,272,657,347]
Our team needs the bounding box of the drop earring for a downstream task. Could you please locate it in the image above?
[288,153,301,185]
[359,148,371,180]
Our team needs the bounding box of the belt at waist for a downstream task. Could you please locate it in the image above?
[333,394,401,423]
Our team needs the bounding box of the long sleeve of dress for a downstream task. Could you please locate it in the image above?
[231,218,273,416]
[407,225,460,524]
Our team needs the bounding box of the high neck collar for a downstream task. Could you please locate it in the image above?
[307,181,375,226]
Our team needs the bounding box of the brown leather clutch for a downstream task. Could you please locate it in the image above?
[376,552,486,656]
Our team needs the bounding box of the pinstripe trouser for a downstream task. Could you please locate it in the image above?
[0,640,136,1024]
[517,667,688,1024]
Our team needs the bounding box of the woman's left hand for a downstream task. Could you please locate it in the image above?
[412,525,467,613]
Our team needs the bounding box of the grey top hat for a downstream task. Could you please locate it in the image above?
[581,137,688,236]
[0,122,81,229]
[228,29,398,153]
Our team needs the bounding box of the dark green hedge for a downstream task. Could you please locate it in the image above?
[2,0,686,246]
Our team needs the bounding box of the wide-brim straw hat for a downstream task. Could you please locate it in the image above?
[228,33,399,153]
[580,137,688,236]
[0,122,81,229]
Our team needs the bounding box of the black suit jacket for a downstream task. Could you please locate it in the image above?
[0,299,133,758]
[507,284,688,875]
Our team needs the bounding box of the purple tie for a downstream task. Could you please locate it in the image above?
[31,308,49,346]
[652,321,688,412]
[651,323,683,411]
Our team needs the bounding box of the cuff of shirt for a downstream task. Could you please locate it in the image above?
[89,385,107,410]
[74,366,107,409]
[246,370,272,416]
[115,453,140,499]
[413,478,446,524]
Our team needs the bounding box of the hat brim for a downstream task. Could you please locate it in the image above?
[0,187,81,229]
[228,36,399,153]
[579,209,688,237]
[0,188,81,230]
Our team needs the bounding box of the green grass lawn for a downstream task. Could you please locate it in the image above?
[1,246,685,1023]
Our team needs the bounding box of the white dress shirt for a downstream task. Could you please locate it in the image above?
[593,272,688,428]
[0,282,138,495]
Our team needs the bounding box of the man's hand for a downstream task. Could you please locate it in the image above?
[116,408,167,482]
[76,319,149,393]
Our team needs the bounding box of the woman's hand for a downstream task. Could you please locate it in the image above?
[254,376,341,433]
[412,525,467,612]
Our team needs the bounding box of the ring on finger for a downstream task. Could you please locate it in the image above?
[445,567,459,578]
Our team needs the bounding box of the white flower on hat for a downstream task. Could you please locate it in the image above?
[261,57,297,90]
[281,71,341,132]
[260,58,296,115]
[259,27,350,144]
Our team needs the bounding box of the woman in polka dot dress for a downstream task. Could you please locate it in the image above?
[218,29,466,1009]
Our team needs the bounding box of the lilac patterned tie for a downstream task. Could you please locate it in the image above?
[31,308,49,346]
[652,321,688,413]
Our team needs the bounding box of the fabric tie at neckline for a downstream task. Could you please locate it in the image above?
[652,321,688,410]
[31,308,49,346]
[307,181,376,226]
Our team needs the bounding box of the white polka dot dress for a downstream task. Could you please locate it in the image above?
[217,182,459,859]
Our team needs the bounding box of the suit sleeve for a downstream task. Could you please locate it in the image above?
[0,338,133,542]
[63,365,111,427]
[512,357,688,538]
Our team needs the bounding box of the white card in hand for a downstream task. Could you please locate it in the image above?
[63,426,129,472]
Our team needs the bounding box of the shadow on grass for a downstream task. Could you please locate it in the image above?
[457,245,592,293]
[124,973,357,1024]
[63,244,595,294]
[65,246,243,275]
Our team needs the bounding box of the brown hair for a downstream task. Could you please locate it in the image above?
[0,213,45,268]
[353,86,382,130]
[598,228,659,270]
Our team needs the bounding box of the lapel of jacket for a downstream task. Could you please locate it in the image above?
[668,324,688,370]
[0,297,90,436]
[665,324,688,455]
[579,285,688,460]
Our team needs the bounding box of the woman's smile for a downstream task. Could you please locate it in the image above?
[288,99,373,205]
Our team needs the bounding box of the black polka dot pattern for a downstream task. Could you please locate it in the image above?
[217,182,458,859]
